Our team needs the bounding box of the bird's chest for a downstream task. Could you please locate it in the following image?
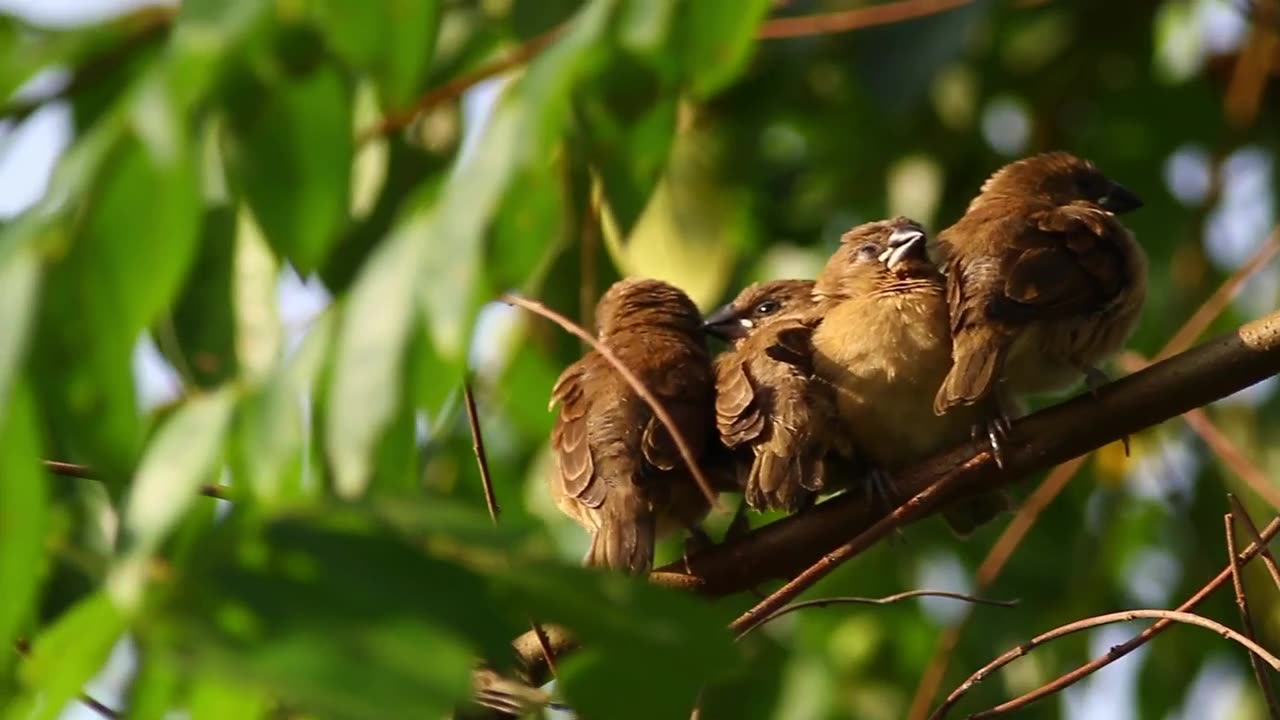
[814,296,964,468]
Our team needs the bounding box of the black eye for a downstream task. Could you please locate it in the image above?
[858,243,882,259]
[754,300,780,316]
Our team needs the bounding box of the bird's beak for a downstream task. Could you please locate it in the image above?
[880,226,928,270]
[703,304,751,341]
[1098,183,1143,214]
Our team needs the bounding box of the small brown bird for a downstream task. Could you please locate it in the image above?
[934,152,1147,446]
[548,278,717,574]
[812,217,1010,535]
[703,279,838,514]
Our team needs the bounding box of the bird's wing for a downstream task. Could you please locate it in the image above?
[994,205,1127,322]
[713,353,767,449]
[549,358,604,507]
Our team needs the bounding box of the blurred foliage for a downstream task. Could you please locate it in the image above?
[1,0,1279,718]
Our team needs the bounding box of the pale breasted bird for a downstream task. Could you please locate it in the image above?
[703,279,840,514]
[812,217,1011,536]
[548,278,717,575]
[933,151,1147,454]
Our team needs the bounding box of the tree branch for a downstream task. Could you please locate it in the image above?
[1229,494,1280,592]
[756,0,972,39]
[511,309,1280,685]
[1225,513,1280,716]
[43,460,227,499]
[967,513,1280,717]
[931,608,1280,719]
[741,590,1018,639]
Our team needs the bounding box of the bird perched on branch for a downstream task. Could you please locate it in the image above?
[933,151,1147,457]
[703,279,842,514]
[548,278,717,575]
[812,217,1011,536]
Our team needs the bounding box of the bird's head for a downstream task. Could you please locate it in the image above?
[815,217,939,299]
[980,151,1143,215]
[594,278,703,340]
[703,279,815,343]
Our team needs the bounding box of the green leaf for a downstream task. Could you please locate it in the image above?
[227,63,352,272]
[168,0,273,106]
[0,239,41,413]
[326,194,433,499]
[236,312,333,505]
[231,207,282,386]
[418,0,617,363]
[309,0,441,107]
[110,387,236,610]
[575,72,677,237]
[699,634,788,720]
[496,563,740,720]
[674,0,769,97]
[164,512,522,720]
[189,676,269,720]
[164,206,239,387]
[34,125,200,482]
[7,593,126,720]
[126,647,182,720]
[0,382,46,678]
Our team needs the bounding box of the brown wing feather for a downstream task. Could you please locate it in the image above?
[549,361,600,505]
[714,354,764,448]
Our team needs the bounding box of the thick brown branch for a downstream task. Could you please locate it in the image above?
[513,309,1280,685]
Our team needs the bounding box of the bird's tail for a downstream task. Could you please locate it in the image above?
[745,450,815,514]
[935,330,1010,415]
[584,492,655,575]
[941,490,1014,537]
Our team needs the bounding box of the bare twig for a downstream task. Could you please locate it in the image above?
[932,609,1280,719]
[728,456,982,636]
[1226,513,1280,715]
[461,379,559,689]
[501,292,722,508]
[356,26,564,145]
[907,231,1280,718]
[463,381,501,523]
[1230,495,1280,592]
[964,514,1280,718]
[757,0,972,39]
[906,457,1085,719]
[741,590,1018,638]
[1160,227,1280,360]
[43,460,227,499]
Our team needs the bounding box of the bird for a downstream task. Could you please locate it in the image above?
[702,279,841,514]
[933,151,1147,457]
[547,278,718,575]
[812,217,1011,536]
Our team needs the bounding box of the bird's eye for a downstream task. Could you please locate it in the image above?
[857,243,882,259]
[754,300,780,316]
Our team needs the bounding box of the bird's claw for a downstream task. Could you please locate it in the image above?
[973,415,1012,469]
[1083,367,1129,455]
[1083,366,1111,397]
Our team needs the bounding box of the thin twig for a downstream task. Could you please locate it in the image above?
[463,381,500,523]
[729,457,981,636]
[501,293,721,508]
[963,514,1280,718]
[1230,495,1280,592]
[741,590,1018,638]
[1226,513,1280,716]
[905,457,1085,719]
[907,229,1280,718]
[932,608,1280,720]
[461,379,559,684]
[1159,227,1280,360]
[356,26,564,145]
[757,0,971,39]
[42,460,227,499]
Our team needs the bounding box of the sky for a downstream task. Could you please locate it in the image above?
[0,1,1271,719]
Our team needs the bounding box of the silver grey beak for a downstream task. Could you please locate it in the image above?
[880,227,926,269]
